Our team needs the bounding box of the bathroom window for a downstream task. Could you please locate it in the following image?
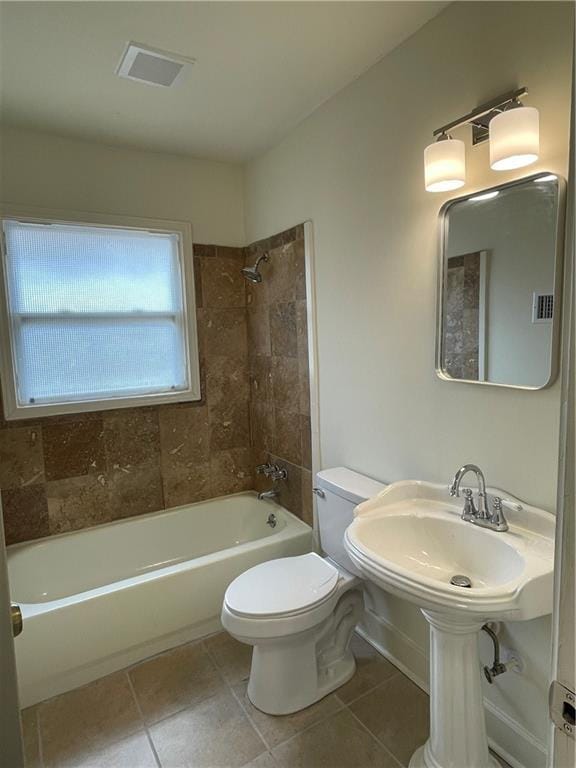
[0,209,200,419]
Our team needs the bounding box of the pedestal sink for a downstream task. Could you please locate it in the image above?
[344,480,555,768]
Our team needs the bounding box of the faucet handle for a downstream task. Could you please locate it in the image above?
[498,498,523,513]
[491,496,522,513]
[489,497,510,532]
[256,463,273,476]
[269,464,288,481]
[461,488,476,521]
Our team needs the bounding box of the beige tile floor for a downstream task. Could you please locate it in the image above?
[21,632,510,768]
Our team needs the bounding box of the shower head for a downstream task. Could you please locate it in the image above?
[241,265,263,284]
[241,253,269,284]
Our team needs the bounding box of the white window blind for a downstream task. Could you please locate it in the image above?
[1,218,197,413]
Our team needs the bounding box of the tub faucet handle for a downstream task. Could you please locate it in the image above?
[269,465,287,481]
[256,463,274,476]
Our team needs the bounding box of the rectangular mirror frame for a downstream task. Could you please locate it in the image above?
[435,172,567,391]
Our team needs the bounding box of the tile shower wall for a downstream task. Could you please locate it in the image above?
[443,252,482,381]
[0,245,253,545]
[1,228,312,544]
[245,225,313,525]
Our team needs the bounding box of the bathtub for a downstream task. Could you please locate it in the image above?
[8,492,313,707]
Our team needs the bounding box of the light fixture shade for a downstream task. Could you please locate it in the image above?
[424,138,465,192]
[490,106,539,171]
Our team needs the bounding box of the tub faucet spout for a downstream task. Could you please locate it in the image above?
[258,489,279,501]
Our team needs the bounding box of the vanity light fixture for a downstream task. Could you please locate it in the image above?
[490,102,539,170]
[424,133,466,192]
[424,87,539,191]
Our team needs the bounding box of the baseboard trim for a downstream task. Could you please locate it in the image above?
[485,702,548,768]
[363,605,427,661]
[356,624,428,691]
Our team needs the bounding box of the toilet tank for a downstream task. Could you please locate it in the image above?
[315,467,386,575]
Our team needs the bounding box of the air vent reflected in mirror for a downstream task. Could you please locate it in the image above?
[532,292,554,323]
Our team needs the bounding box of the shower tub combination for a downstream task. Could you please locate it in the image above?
[8,492,313,707]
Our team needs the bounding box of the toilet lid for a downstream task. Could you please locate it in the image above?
[224,553,339,618]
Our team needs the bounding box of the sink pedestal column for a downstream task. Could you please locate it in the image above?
[409,611,499,768]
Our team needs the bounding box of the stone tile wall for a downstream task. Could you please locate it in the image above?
[1,228,313,544]
[443,252,482,380]
[245,225,313,525]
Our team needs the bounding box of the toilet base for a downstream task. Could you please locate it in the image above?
[248,649,356,715]
[246,589,363,715]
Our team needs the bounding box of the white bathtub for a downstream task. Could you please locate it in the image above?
[8,492,313,707]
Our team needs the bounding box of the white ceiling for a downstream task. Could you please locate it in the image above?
[0,2,447,162]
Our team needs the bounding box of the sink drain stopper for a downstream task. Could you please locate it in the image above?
[450,574,472,588]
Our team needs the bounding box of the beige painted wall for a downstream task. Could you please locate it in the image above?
[244,0,572,513]
[243,2,573,764]
[0,127,245,246]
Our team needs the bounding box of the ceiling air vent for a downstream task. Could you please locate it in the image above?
[116,42,195,88]
[532,292,554,323]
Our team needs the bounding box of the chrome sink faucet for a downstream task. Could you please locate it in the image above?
[449,464,510,532]
[449,463,489,520]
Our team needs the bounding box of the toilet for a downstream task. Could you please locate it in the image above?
[221,467,386,715]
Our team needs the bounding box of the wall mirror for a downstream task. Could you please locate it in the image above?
[436,172,565,389]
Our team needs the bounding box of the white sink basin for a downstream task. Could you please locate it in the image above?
[345,480,555,621]
[344,479,556,768]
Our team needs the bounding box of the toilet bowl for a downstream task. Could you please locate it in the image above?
[221,467,386,715]
[222,552,363,714]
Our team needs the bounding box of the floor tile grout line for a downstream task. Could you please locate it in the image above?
[35,706,45,768]
[267,701,349,756]
[31,634,226,767]
[124,670,163,768]
[177,638,271,759]
[122,668,150,733]
[207,642,353,756]
[38,684,154,768]
[131,683,228,731]
[334,669,402,710]
[201,638,273,755]
[122,635,207,675]
[227,680,274,754]
[203,633,408,757]
[202,637,358,757]
[129,642,232,732]
[199,638,250,703]
[199,637,219,667]
[345,705,406,768]
[29,630,421,768]
[27,637,207,714]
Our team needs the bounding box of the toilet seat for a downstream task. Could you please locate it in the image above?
[224,553,339,619]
